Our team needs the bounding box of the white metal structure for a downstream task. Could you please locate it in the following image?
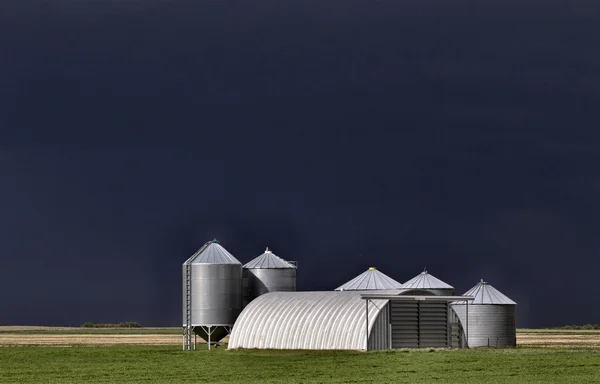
[228,291,473,350]
[229,291,390,350]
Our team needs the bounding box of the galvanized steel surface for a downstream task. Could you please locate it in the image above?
[186,242,241,265]
[244,267,296,305]
[228,291,389,350]
[335,268,402,291]
[451,280,516,348]
[182,263,243,329]
[453,280,516,305]
[243,248,296,269]
[451,304,516,347]
[400,269,454,296]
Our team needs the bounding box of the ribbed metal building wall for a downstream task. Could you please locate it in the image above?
[390,300,450,348]
[368,302,390,350]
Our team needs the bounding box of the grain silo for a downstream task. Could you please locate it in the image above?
[242,247,297,307]
[182,239,242,350]
[335,267,402,291]
[451,279,517,348]
[400,269,455,296]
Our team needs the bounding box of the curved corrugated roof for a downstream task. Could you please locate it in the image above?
[185,240,241,265]
[335,267,401,291]
[243,247,295,269]
[400,269,454,290]
[228,291,388,350]
[453,280,516,305]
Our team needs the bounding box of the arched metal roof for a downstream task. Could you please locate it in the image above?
[335,267,402,291]
[228,291,389,350]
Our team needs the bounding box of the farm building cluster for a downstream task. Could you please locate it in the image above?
[182,239,516,351]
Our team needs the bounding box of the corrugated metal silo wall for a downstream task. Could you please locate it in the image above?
[242,269,250,308]
[244,268,296,304]
[368,302,390,350]
[451,304,516,348]
[390,300,449,348]
[190,263,243,326]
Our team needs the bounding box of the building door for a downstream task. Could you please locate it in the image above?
[390,300,449,348]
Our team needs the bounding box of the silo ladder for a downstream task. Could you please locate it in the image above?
[183,263,193,351]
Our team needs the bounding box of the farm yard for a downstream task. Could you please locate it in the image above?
[1,327,599,383]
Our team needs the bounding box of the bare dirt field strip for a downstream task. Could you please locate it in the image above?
[0,334,230,346]
[1,328,597,347]
[0,326,172,331]
[517,334,600,347]
[0,334,181,345]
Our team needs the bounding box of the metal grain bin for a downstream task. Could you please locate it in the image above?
[400,269,455,296]
[243,247,296,307]
[451,280,517,348]
[182,239,242,349]
[335,267,402,291]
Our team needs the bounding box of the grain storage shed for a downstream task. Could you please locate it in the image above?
[451,279,517,348]
[228,291,473,350]
[400,269,455,296]
[182,239,243,350]
[242,247,296,307]
[335,267,402,291]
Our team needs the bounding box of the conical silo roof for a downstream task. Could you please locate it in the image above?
[400,269,454,290]
[186,239,241,265]
[243,247,296,269]
[335,267,402,291]
[453,280,516,305]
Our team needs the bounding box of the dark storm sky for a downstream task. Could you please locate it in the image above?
[1,0,599,328]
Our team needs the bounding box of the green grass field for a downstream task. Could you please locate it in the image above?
[1,345,599,384]
[1,328,599,383]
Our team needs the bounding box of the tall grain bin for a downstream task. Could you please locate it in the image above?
[451,279,517,348]
[400,269,455,296]
[182,239,242,350]
[242,247,296,307]
[335,267,402,291]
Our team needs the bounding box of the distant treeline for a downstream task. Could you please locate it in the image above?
[554,324,600,330]
[81,322,142,328]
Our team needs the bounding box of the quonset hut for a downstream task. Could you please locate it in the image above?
[451,280,517,348]
[242,247,297,307]
[400,269,455,296]
[182,239,242,350]
[335,267,402,291]
[228,291,473,350]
